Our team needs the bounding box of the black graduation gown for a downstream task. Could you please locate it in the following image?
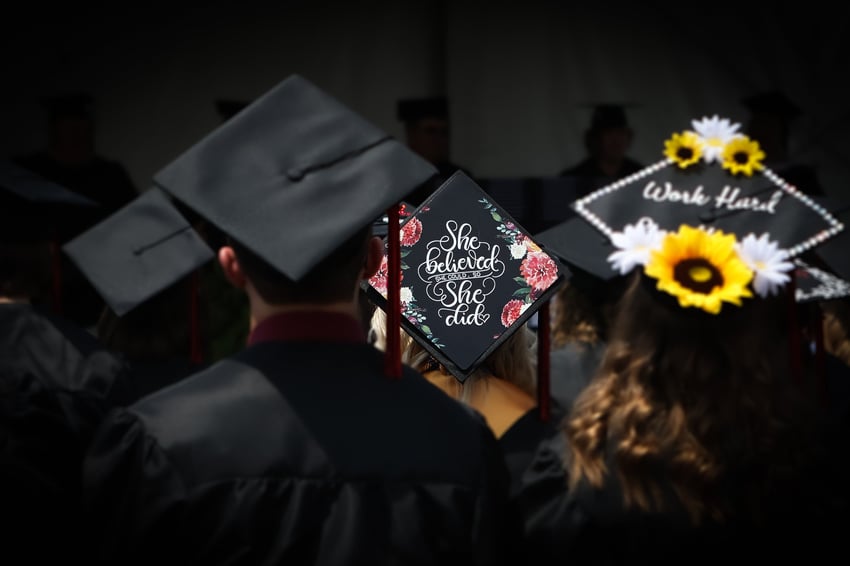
[549,342,606,421]
[544,439,850,564]
[82,340,521,565]
[498,409,570,562]
[0,303,128,563]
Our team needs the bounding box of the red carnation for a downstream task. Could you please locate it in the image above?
[400,217,423,247]
[520,251,558,291]
[369,255,403,297]
[501,299,525,327]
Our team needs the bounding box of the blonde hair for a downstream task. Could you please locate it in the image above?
[369,307,538,401]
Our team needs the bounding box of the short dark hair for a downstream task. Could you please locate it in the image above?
[231,225,372,305]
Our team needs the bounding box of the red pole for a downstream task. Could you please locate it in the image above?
[537,300,551,422]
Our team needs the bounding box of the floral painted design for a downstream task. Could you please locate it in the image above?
[400,217,423,247]
[480,197,559,327]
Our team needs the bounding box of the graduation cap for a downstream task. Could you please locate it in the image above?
[813,202,850,282]
[587,104,632,131]
[148,74,436,374]
[741,90,802,121]
[363,171,566,415]
[396,96,449,125]
[0,159,97,240]
[571,114,844,314]
[0,159,98,309]
[41,92,94,121]
[63,188,214,317]
[156,74,435,282]
[794,259,850,304]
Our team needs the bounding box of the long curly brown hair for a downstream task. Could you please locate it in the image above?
[564,272,817,525]
[822,298,850,367]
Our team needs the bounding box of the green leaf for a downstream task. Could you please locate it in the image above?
[513,287,532,296]
[420,325,432,335]
[400,249,411,257]
[491,213,502,221]
[513,276,528,284]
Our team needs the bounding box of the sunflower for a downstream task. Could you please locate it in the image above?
[664,131,703,169]
[721,136,765,176]
[644,225,754,314]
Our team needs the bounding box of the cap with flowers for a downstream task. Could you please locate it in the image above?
[572,115,844,314]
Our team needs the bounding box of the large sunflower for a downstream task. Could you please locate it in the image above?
[644,225,754,314]
[721,136,765,176]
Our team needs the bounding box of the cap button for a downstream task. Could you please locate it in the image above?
[286,167,305,181]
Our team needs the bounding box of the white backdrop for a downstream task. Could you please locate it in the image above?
[3,0,848,199]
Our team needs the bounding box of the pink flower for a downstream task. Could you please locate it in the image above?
[520,251,558,291]
[369,255,403,297]
[400,217,423,247]
[501,299,525,327]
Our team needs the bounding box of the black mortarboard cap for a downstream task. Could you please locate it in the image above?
[0,159,97,242]
[364,171,565,382]
[214,99,250,122]
[41,92,94,121]
[534,215,618,282]
[571,114,843,308]
[588,104,631,131]
[397,96,449,124]
[573,116,842,258]
[741,90,802,121]
[63,188,214,316]
[154,74,438,282]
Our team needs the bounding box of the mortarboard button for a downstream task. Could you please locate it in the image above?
[63,188,214,316]
[155,74,437,283]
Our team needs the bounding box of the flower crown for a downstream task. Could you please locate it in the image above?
[609,218,793,314]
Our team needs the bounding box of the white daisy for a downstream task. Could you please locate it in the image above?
[735,233,794,297]
[607,218,666,275]
[691,115,742,163]
[509,241,527,259]
[400,287,414,305]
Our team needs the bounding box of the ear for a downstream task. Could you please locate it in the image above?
[218,246,247,289]
[363,236,384,280]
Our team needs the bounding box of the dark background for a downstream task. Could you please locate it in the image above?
[3,1,848,203]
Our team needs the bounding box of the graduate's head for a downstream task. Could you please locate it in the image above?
[397,96,451,165]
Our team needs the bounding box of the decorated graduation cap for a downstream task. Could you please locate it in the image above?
[364,171,565,393]
[793,259,850,304]
[571,114,844,315]
[397,96,449,124]
[63,188,214,317]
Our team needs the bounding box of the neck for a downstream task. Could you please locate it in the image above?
[249,299,359,333]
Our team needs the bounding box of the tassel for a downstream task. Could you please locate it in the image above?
[385,204,402,379]
[537,300,551,422]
